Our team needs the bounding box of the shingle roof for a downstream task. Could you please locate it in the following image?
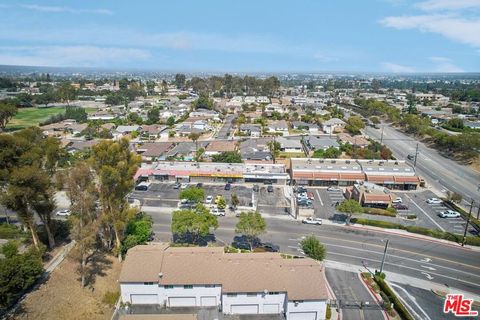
[120,244,328,301]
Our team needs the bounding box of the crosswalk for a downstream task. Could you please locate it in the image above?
[287,237,306,256]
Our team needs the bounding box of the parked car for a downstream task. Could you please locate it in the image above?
[134,182,151,191]
[196,183,203,188]
[294,186,307,193]
[211,207,225,216]
[407,154,415,160]
[393,204,409,210]
[253,184,259,192]
[298,199,313,206]
[259,243,280,252]
[427,198,443,204]
[302,217,322,225]
[392,197,402,204]
[267,185,274,193]
[205,195,213,204]
[180,183,189,189]
[438,210,461,218]
[173,182,181,189]
[327,186,340,191]
[306,192,314,200]
[224,183,231,191]
[56,209,71,216]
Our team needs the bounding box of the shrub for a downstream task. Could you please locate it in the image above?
[301,235,326,261]
[0,224,27,239]
[102,290,120,306]
[374,276,414,320]
[406,214,417,220]
[363,208,396,217]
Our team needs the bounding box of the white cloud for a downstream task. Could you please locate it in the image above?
[380,14,480,48]
[381,62,416,72]
[0,46,150,67]
[415,0,480,11]
[313,52,338,63]
[429,56,464,72]
[19,4,113,15]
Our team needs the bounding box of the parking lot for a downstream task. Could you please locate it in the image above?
[295,186,477,235]
[130,182,290,216]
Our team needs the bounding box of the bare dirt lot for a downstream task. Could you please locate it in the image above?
[12,252,121,320]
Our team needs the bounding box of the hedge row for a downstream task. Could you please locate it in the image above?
[351,218,480,246]
[374,276,414,320]
[363,207,397,217]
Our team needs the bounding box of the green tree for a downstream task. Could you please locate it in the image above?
[171,204,218,244]
[301,235,326,261]
[188,132,201,155]
[179,186,205,203]
[90,139,141,259]
[235,211,266,251]
[370,116,380,124]
[0,102,17,131]
[121,213,153,255]
[267,140,281,163]
[192,93,214,110]
[147,107,160,124]
[67,162,98,287]
[336,199,364,224]
[56,82,77,105]
[211,151,242,163]
[175,74,186,89]
[345,116,365,135]
[406,94,417,114]
[217,196,227,210]
[230,193,239,210]
[167,116,176,127]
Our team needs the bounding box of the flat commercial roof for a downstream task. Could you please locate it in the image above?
[120,244,328,301]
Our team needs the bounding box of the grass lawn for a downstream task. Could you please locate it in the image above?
[7,107,66,130]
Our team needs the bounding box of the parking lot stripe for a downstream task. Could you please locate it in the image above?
[406,195,445,232]
[315,190,324,206]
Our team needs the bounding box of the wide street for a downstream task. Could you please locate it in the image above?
[364,124,480,205]
[145,207,480,297]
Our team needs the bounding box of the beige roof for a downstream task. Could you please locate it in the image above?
[205,140,236,152]
[120,244,328,301]
[119,315,197,320]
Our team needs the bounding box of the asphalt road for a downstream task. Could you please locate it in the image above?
[146,210,480,296]
[326,269,384,320]
[215,114,236,139]
[364,125,480,205]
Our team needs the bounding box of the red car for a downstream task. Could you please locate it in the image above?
[307,192,314,200]
[393,204,408,210]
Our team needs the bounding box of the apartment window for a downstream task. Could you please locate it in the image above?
[184,285,193,289]
[226,293,237,297]
[268,292,280,295]
[164,285,174,289]
[144,282,154,285]
[247,293,257,297]
[205,284,216,288]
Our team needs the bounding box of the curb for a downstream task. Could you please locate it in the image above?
[358,273,390,320]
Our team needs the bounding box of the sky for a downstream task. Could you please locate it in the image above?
[0,0,479,73]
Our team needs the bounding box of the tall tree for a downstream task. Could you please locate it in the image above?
[171,204,218,244]
[57,82,77,105]
[90,139,140,259]
[174,74,186,89]
[235,211,266,251]
[67,162,98,287]
[188,132,201,156]
[336,199,364,224]
[301,235,326,261]
[32,191,56,249]
[0,102,17,131]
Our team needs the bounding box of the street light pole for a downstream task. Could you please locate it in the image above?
[413,143,419,168]
[462,200,474,247]
[379,239,389,274]
[380,126,384,144]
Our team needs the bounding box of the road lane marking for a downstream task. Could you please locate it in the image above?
[327,252,480,289]
[420,257,431,263]
[406,194,445,231]
[421,272,434,280]
[390,283,432,320]
[421,265,436,271]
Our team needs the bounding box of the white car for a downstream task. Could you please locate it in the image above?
[392,197,402,204]
[180,183,189,189]
[302,217,322,225]
[438,210,461,218]
[56,209,71,216]
[427,198,443,204]
[210,207,225,216]
[205,195,213,204]
[327,186,340,191]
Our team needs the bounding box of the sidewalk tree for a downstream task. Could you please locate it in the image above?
[67,162,98,287]
[301,235,326,261]
[32,191,57,249]
[230,193,239,210]
[336,199,364,225]
[235,211,266,251]
[171,204,218,244]
[90,138,140,260]
[179,186,205,203]
[188,132,201,155]
[217,196,227,210]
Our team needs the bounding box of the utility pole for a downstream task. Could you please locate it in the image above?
[379,239,389,274]
[462,200,474,247]
[413,143,419,168]
[380,126,384,144]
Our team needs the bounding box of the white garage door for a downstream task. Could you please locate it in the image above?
[264,303,280,313]
[130,294,158,304]
[288,312,317,320]
[168,297,196,307]
[200,296,217,306]
[231,304,259,314]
